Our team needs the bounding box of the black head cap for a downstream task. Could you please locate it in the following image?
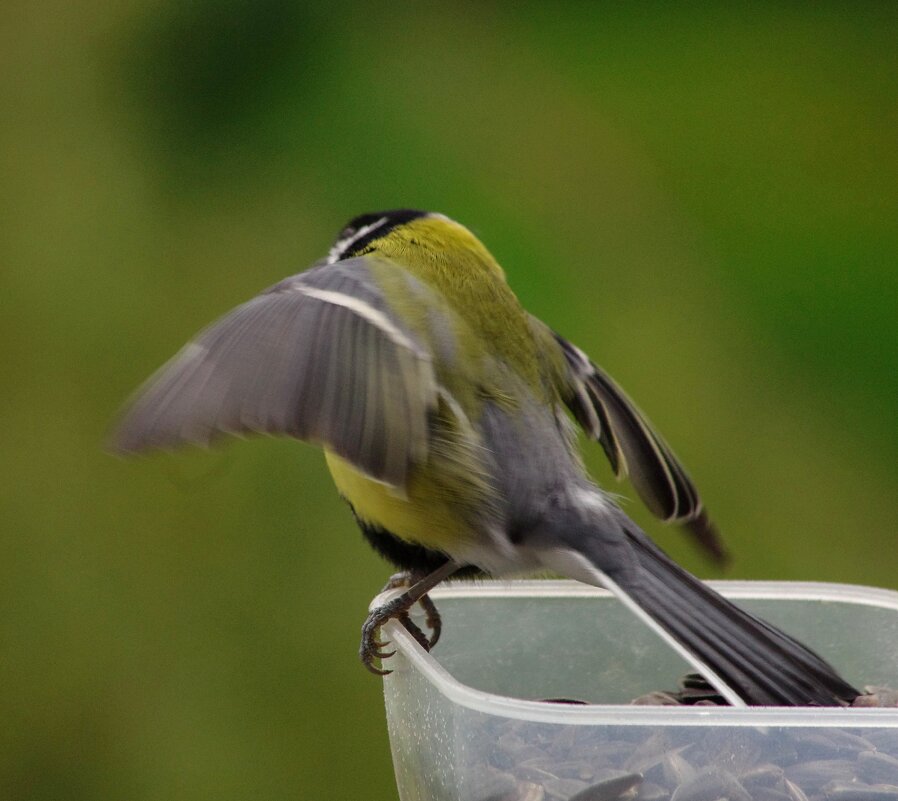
[327,209,430,263]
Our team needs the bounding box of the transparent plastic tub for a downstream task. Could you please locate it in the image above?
[377,580,898,801]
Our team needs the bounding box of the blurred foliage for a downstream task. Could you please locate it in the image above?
[1,1,896,799]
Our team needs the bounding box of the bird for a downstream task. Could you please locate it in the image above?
[111,209,859,706]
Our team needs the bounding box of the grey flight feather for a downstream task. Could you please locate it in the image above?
[111,257,439,488]
[551,331,728,565]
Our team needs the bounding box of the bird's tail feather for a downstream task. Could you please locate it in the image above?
[621,531,859,706]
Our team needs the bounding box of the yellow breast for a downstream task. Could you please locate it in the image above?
[324,450,475,554]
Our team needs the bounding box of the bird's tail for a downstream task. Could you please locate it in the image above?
[613,528,859,706]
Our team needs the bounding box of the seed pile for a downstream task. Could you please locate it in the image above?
[464,679,898,801]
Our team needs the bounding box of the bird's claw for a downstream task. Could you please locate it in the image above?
[360,597,406,675]
[378,572,443,647]
[360,578,444,675]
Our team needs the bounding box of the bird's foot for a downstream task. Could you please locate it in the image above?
[360,573,444,676]
[380,572,442,648]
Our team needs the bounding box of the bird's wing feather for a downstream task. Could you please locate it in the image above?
[546,327,727,564]
[111,257,438,488]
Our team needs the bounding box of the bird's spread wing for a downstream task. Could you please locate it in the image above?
[547,327,727,564]
[111,256,438,488]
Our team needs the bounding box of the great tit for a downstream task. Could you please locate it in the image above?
[112,210,858,706]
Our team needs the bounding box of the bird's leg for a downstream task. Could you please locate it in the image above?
[372,573,432,655]
[361,561,460,675]
[378,571,444,649]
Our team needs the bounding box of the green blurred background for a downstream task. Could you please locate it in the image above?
[2,1,897,798]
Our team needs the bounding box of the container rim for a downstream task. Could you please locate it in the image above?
[378,579,898,728]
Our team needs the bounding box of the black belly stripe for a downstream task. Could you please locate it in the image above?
[343,499,483,577]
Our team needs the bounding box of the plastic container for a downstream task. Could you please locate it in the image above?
[378,580,898,801]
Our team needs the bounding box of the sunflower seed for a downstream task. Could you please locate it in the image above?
[636,782,670,801]
[857,751,898,786]
[784,778,811,801]
[822,782,898,801]
[669,768,751,801]
[567,772,643,801]
[543,777,590,799]
[853,687,898,707]
[491,781,545,801]
[749,790,792,801]
[659,752,696,787]
[739,763,784,787]
[785,760,855,792]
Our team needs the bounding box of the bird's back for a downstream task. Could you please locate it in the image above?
[325,220,584,567]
